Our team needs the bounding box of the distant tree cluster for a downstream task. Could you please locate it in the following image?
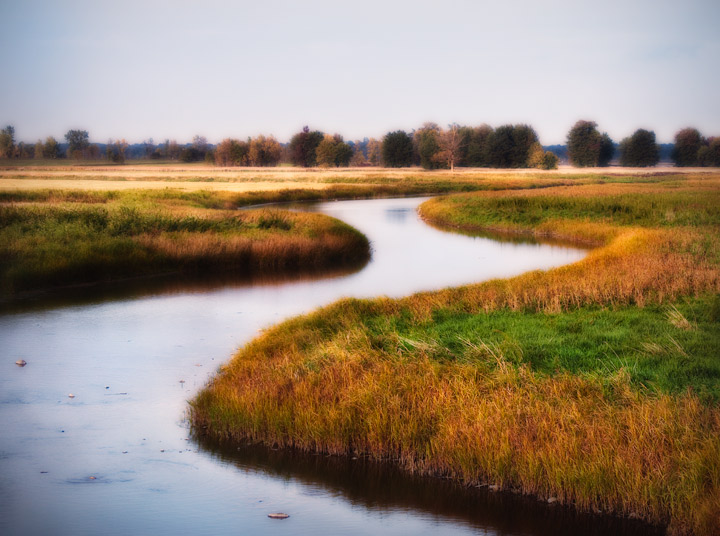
[3,121,719,170]
[214,135,282,167]
[400,122,557,170]
[672,128,720,167]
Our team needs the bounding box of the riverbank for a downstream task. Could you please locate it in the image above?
[191,173,720,535]
[0,189,370,299]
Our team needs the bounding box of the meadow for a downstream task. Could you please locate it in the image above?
[3,164,720,534]
[189,171,720,536]
[0,188,370,299]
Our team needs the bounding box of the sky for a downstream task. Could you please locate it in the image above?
[1,0,719,145]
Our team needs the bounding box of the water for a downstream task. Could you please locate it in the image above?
[0,197,658,535]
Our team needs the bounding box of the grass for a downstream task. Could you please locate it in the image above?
[0,189,370,298]
[191,172,720,535]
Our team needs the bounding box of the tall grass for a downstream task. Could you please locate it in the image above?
[192,174,720,535]
[0,194,369,297]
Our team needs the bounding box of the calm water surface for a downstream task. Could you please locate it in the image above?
[0,198,659,535]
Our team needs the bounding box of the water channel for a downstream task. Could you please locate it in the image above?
[0,197,661,535]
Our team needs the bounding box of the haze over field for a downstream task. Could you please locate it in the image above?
[1,0,719,145]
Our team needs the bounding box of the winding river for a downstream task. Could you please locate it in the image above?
[0,197,660,535]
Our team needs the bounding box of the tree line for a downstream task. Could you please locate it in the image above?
[1,122,718,168]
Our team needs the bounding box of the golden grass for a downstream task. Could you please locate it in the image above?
[192,175,720,535]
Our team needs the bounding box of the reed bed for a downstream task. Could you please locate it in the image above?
[0,192,369,298]
[192,174,720,535]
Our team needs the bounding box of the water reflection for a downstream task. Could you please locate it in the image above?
[198,436,664,536]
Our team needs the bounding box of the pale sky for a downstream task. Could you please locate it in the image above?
[1,0,718,145]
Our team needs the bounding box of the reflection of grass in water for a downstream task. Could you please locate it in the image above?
[193,174,720,536]
[195,433,663,536]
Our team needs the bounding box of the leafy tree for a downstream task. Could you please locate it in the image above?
[106,139,128,164]
[350,142,367,166]
[315,134,352,167]
[34,140,44,159]
[672,128,703,167]
[366,138,382,166]
[179,147,203,162]
[464,124,493,167]
[598,133,615,167]
[42,136,60,159]
[527,142,545,169]
[248,135,281,166]
[334,136,353,167]
[215,138,249,166]
[485,124,538,168]
[0,125,16,158]
[17,142,33,159]
[289,126,324,167]
[415,123,442,169]
[619,129,659,167]
[527,142,559,170]
[65,129,90,159]
[434,124,464,171]
[381,130,413,167]
[698,138,720,167]
[542,151,559,170]
[567,120,604,167]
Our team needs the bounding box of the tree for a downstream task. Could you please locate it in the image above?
[192,135,209,154]
[248,135,281,166]
[34,140,44,159]
[619,129,659,167]
[415,123,442,170]
[142,138,155,159]
[366,138,382,166]
[434,124,464,171]
[566,120,604,167]
[485,124,538,168]
[527,142,545,169]
[464,124,493,167]
[350,142,367,166]
[698,138,720,167]
[598,133,615,167]
[65,129,90,160]
[542,151,559,170]
[381,130,414,167]
[527,142,559,170]
[334,136,353,167]
[289,126,324,167]
[42,136,60,159]
[315,134,353,167]
[215,138,249,166]
[167,140,181,160]
[106,139,128,163]
[672,128,703,167]
[0,125,16,159]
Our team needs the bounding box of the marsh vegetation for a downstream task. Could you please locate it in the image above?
[191,172,720,536]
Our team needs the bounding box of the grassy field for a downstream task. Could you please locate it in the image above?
[0,189,370,299]
[3,165,720,533]
[190,171,720,535]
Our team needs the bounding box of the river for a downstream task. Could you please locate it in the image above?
[0,197,659,535]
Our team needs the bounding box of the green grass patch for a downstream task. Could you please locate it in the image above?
[368,296,720,401]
